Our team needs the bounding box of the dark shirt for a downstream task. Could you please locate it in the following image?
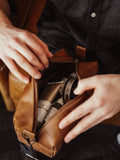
[37,0,120,74]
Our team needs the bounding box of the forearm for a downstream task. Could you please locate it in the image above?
[0,0,12,25]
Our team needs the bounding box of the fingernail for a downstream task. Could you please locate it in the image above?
[40,67,44,71]
[45,64,49,68]
[49,52,53,57]
[35,73,41,79]
[59,122,66,129]
[74,88,80,95]
[65,136,71,143]
[23,79,29,84]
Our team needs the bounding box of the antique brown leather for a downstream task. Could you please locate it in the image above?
[13,77,36,133]
[0,60,15,111]
[9,68,30,108]
[12,47,99,157]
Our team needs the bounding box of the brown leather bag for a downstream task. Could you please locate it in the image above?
[10,46,98,158]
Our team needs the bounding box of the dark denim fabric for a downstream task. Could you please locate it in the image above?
[37,0,120,74]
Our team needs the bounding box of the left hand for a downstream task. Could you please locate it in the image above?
[59,74,120,143]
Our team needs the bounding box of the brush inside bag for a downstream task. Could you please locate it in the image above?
[36,62,78,131]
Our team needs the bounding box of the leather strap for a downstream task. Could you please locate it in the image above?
[76,45,86,61]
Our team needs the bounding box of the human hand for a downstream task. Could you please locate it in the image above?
[0,22,53,83]
[59,74,120,143]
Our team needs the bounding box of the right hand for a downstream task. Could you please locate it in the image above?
[0,23,53,83]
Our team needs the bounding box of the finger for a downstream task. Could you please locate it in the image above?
[64,110,102,143]
[74,76,99,95]
[31,34,53,58]
[3,57,29,83]
[11,40,44,71]
[11,50,42,79]
[24,34,49,68]
[59,96,94,129]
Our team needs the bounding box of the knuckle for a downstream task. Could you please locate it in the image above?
[9,39,16,46]
[31,33,37,37]
[45,60,49,65]
[96,98,105,108]
[103,109,108,116]
[12,37,19,43]
[29,55,36,62]
[113,77,120,84]
[44,59,49,65]
[105,113,113,120]
[75,107,83,118]
[44,44,48,49]
[0,53,5,59]
[38,51,45,56]
[20,31,29,39]
[31,70,39,77]
[100,109,108,117]
[19,57,25,64]
[40,66,44,70]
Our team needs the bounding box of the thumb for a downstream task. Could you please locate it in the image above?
[74,76,98,95]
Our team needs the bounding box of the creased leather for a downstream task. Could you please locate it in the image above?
[37,93,91,157]
[12,46,99,157]
[9,72,27,108]
[13,78,35,133]
[0,60,15,111]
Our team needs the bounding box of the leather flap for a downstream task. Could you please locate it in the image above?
[35,61,98,157]
[37,93,91,157]
[13,78,36,133]
[76,45,86,61]
[9,72,28,108]
[50,49,74,63]
[77,62,98,79]
[50,46,86,63]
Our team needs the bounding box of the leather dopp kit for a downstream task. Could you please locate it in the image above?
[7,45,98,158]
